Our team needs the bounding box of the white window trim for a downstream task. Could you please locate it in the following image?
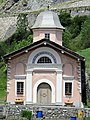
[15,80,25,97]
[28,47,61,64]
[63,80,74,97]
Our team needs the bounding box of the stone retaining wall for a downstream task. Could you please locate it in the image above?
[0,105,89,119]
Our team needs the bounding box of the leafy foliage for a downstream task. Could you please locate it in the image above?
[0,62,6,100]
[78,48,90,77]
[16,13,28,40]
[69,15,87,38]
[21,110,32,120]
[60,12,90,80]
[59,11,71,27]
[59,11,89,51]
[68,34,83,51]
[62,28,72,48]
[80,16,90,48]
[13,35,33,51]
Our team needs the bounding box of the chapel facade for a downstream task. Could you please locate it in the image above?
[4,10,87,107]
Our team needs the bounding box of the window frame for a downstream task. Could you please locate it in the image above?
[15,80,25,96]
[65,82,72,95]
[37,56,52,63]
[45,33,50,39]
[35,54,54,64]
[17,82,24,95]
[64,80,73,97]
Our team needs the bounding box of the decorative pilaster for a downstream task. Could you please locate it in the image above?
[26,69,33,104]
[7,60,11,93]
[77,63,81,93]
[56,69,62,104]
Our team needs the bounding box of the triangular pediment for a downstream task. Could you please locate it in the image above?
[4,38,85,61]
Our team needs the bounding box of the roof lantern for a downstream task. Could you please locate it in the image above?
[32,10,64,29]
[32,10,64,45]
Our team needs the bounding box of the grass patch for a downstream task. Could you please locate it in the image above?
[78,48,90,79]
[0,89,6,100]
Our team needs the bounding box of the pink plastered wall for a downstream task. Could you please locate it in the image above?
[32,71,56,87]
[7,52,30,103]
[33,29,63,45]
[60,52,81,105]
[7,46,81,105]
[7,79,26,103]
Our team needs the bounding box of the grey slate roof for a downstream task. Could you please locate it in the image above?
[32,10,64,29]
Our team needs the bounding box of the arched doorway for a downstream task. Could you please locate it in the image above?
[37,83,51,104]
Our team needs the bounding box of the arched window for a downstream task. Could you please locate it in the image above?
[37,56,52,63]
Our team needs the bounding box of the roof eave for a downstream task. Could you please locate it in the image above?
[3,39,85,62]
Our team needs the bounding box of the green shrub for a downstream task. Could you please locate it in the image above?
[21,110,32,120]
[83,116,90,120]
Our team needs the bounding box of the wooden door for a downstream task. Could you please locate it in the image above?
[37,83,51,104]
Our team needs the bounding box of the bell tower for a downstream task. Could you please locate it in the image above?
[32,10,64,46]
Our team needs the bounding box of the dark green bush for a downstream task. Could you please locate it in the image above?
[21,110,32,120]
[59,11,71,27]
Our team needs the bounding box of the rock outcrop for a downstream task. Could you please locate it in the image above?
[0,0,90,41]
[0,17,17,41]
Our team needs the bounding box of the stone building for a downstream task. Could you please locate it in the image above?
[4,10,87,107]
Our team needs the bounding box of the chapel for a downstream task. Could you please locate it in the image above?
[4,10,87,107]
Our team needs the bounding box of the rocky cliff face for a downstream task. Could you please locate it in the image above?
[0,0,75,14]
[0,0,90,41]
[0,17,17,41]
